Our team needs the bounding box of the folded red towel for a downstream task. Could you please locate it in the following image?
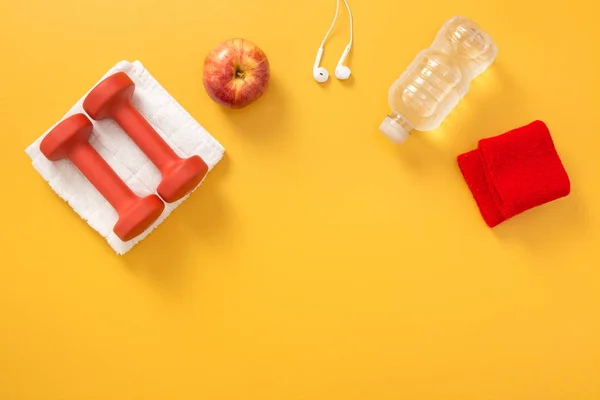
[457,120,571,227]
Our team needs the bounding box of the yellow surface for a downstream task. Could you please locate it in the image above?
[1,0,599,398]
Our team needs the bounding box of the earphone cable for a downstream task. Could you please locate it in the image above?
[320,0,340,48]
[344,0,353,46]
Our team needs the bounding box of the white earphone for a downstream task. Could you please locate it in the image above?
[313,0,353,83]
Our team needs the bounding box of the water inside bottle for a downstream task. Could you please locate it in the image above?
[381,16,497,143]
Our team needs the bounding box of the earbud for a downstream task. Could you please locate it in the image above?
[335,66,351,80]
[313,47,330,83]
[314,0,353,83]
[335,45,352,80]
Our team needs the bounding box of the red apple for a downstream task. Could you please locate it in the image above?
[203,38,270,108]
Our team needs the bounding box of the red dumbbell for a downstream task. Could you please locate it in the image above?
[82,72,209,203]
[40,113,165,242]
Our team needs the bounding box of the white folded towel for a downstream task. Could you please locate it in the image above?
[25,60,225,255]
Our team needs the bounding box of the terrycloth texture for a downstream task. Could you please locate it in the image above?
[26,60,225,254]
[457,120,570,227]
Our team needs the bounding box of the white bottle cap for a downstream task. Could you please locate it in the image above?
[379,116,411,144]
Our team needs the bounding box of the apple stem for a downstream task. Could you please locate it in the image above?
[235,66,246,80]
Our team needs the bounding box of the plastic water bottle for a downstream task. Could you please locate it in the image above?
[379,16,498,144]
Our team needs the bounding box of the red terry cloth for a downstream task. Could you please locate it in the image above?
[457,120,571,227]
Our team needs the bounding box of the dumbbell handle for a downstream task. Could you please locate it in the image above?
[113,105,179,171]
[68,143,138,212]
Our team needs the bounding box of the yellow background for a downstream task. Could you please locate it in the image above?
[1,0,599,398]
